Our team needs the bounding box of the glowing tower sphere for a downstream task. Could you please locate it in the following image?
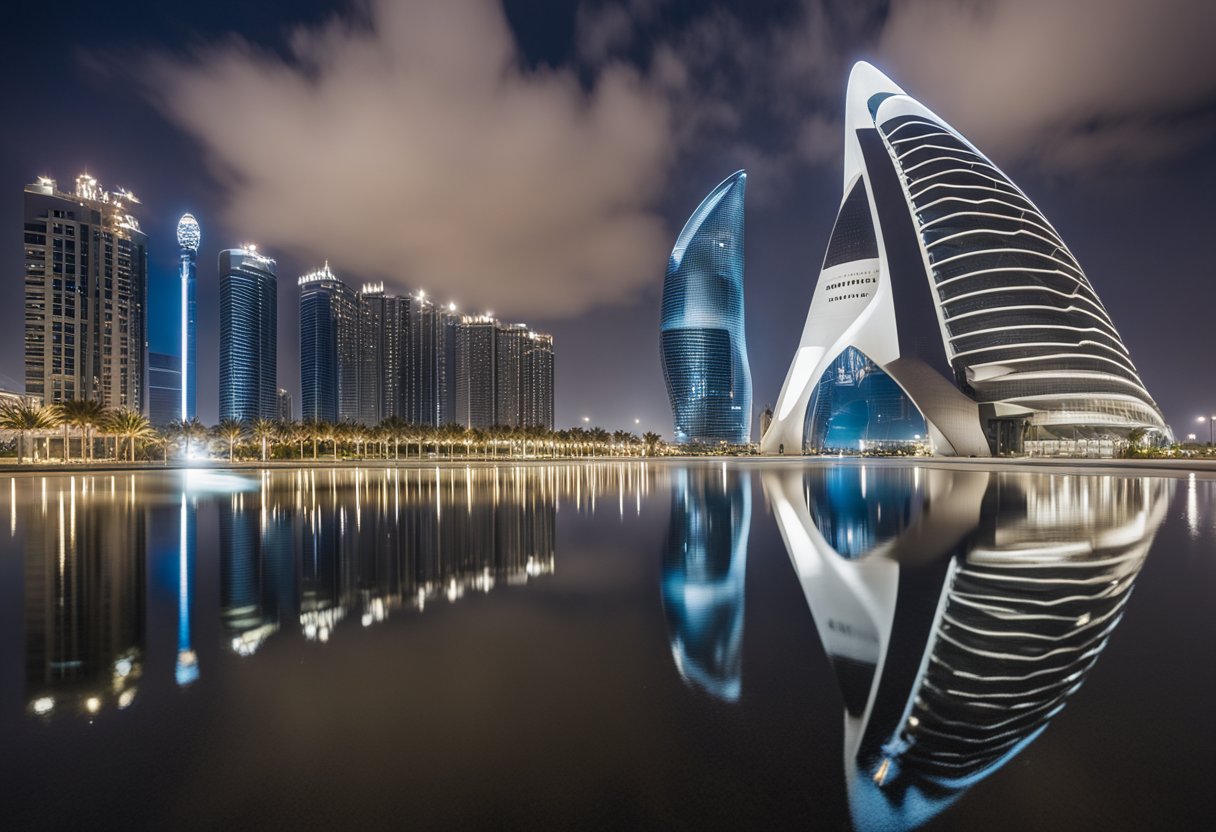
[176,213,201,252]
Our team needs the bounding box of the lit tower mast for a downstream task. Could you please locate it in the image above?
[176,214,201,421]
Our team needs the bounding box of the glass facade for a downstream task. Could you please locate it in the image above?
[661,171,752,444]
[219,248,277,422]
[147,351,182,427]
[298,264,357,424]
[804,347,927,453]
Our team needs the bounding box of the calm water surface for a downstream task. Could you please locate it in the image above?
[0,461,1213,830]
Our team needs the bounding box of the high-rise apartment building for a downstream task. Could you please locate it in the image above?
[298,267,551,430]
[219,245,277,422]
[455,316,498,429]
[176,214,200,421]
[298,262,359,423]
[454,316,554,430]
[403,292,458,426]
[495,323,527,428]
[23,174,147,410]
[276,388,293,422]
[522,332,554,430]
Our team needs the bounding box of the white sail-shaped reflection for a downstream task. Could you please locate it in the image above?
[763,466,1170,831]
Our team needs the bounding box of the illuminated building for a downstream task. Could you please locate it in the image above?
[661,170,752,444]
[359,285,404,423]
[298,262,359,423]
[404,292,457,427]
[522,331,555,430]
[276,388,293,422]
[23,174,147,409]
[455,315,554,430]
[219,245,278,421]
[764,63,1168,456]
[176,213,200,421]
[495,323,527,428]
[455,316,498,429]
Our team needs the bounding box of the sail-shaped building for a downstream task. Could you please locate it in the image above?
[661,171,752,444]
[762,63,1167,456]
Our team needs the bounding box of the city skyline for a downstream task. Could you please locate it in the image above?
[1,1,1213,435]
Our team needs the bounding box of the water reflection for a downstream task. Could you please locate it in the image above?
[23,478,145,718]
[14,465,602,717]
[764,465,1170,831]
[661,465,751,702]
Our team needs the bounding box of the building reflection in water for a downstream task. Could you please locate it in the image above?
[209,467,563,649]
[17,464,616,718]
[176,494,199,685]
[763,465,1170,832]
[23,476,145,718]
[661,465,750,702]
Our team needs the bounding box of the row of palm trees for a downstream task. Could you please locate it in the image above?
[0,399,158,463]
[0,399,667,464]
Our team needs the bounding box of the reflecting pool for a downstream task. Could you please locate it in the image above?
[0,462,1212,830]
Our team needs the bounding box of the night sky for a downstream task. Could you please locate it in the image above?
[2,0,1213,435]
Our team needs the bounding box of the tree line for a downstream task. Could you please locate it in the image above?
[0,399,669,463]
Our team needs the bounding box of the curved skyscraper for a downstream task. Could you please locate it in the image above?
[763,63,1167,456]
[661,170,752,444]
[219,246,277,422]
[176,214,200,422]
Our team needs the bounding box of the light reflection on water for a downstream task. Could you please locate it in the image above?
[0,461,1208,830]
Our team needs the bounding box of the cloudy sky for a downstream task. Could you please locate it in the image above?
[2,0,1214,433]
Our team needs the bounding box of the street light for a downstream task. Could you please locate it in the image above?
[1198,415,1215,445]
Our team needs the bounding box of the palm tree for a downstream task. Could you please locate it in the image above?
[57,398,108,462]
[106,408,157,462]
[317,421,337,459]
[250,418,278,462]
[380,417,405,460]
[590,427,610,456]
[288,420,309,459]
[643,432,662,457]
[215,418,245,462]
[0,400,59,463]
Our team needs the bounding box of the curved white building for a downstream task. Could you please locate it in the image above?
[762,63,1167,456]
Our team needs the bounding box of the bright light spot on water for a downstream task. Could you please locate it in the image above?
[1186,474,1199,539]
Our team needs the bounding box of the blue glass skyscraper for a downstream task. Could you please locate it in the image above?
[298,262,359,423]
[176,214,200,421]
[660,170,752,444]
[219,246,277,422]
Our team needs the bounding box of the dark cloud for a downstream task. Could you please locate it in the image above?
[144,0,1215,325]
[876,0,1216,170]
[147,0,674,318]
